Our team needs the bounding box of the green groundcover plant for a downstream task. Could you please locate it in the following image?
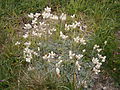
[12,7,108,89]
[0,0,119,89]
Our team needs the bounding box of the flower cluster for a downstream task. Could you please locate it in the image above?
[23,42,32,62]
[65,21,87,31]
[74,36,86,45]
[43,51,56,62]
[23,41,38,62]
[92,44,107,74]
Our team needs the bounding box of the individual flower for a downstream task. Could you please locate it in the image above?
[98,54,103,59]
[60,31,68,40]
[75,61,81,71]
[70,22,77,29]
[76,54,83,60]
[50,28,56,32]
[23,33,29,38]
[93,67,100,74]
[39,21,46,26]
[60,13,66,21]
[33,51,38,56]
[37,47,40,51]
[104,41,107,45]
[56,68,60,77]
[28,13,34,18]
[82,49,86,53]
[80,38,86,45]
[98,54,106,62]
[26,57,31,62]
[56,60,63,67]
[75,21,81,27]
[24,42,31,46]
[44,6,51,13]
[34,13,41,18]
[71,14,75,18]
[48,30,52,35]
[74,36,80,43]
[97,48,102,52]
[42,12,52,19]
[43,54,48,60]
[92,57,99,64]
[50,15,58,20]
[32,18,37,24]
[81,81,88,88]
[65,24,70,30]
[69,50,75,59]
[93,44,99,49]
[33,24,38,29]
[15,41,20,45]
[48,51,56,59]
[24,24,32,29]
[32,31,38,36]
[43,51,56,61]
[101,56,106,62]
[95,62,102,69]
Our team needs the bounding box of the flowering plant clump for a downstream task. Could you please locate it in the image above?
[15,6,108,89]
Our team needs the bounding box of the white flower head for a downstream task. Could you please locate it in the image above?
[75,21,81,26]
[50,28,56,32]
[60,13,66,21]
[102,56,106,62]
[42,12,52,19]
[56,68,60,77]
[34,13,41,18]
[71,14,75,18]
[98,54,102,59]
[92,57,99,64]
[82,81,88,88]
[93,44,99,49]
[28,13,34,18]
[48,51,56,58]
[33,24,38,29]
[56,60,63,67]
[74,36,80,43]
[37,47,40,51]
[93,67,100,74]
[26,58,31,62]
[15,41,20,45]
[60,31,68,40]
[32,18,37,24]
[80,38,86,45]
[97,48,102,52]
[33,51,38,56]
[76,54,83,60]
[43,54,48,60]
[24,42,31,46]
[75,61,81,71]
[45,6,51,13]
[104,41,107,45]
[65,24,70,30]
[24,24,32,29]
[50,15,58,20]
[32,31,38,36]
[95,63,102,69]
[23,33,29,38]
[82,49,86,53]
[69,50,75,59]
